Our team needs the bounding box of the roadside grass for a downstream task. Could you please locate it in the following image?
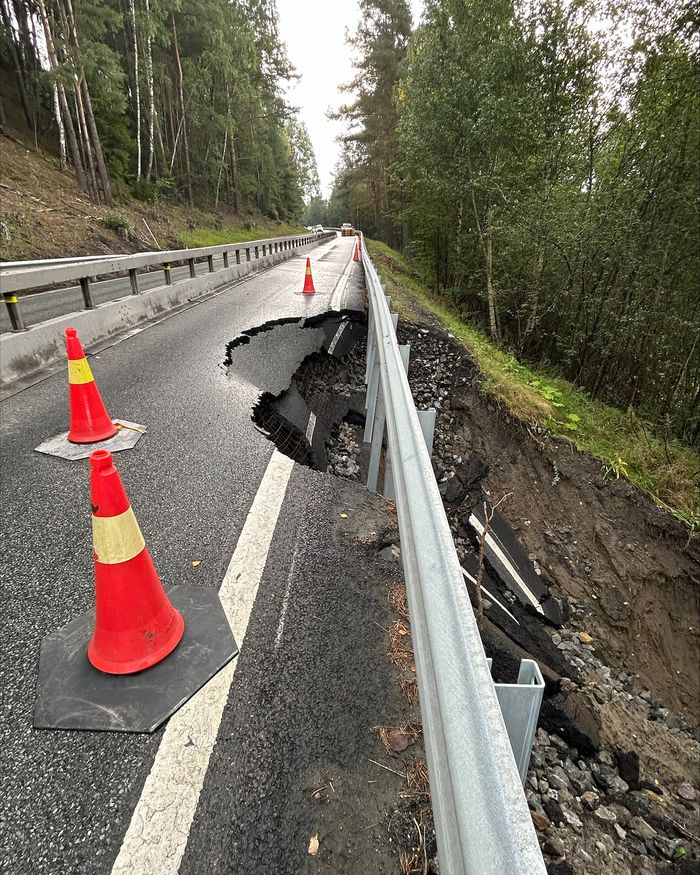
[368,239,700,527]
[178,220,307,248]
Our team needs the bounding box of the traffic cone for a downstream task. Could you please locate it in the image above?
[66,327,118,444]
[353,240,360,262]
[302,257,316,294]
[87,450,185,674]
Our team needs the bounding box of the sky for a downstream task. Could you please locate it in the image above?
[275,0,424,198]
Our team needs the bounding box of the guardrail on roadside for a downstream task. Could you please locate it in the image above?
[0,232,335,331]
[361,241,546,874]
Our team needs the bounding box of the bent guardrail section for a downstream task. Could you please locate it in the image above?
[361,243,546,875]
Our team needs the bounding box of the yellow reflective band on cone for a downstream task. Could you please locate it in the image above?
[68,358,94,385]
[92,506,146,565]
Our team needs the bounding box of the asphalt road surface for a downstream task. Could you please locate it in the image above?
[0,236,407,874]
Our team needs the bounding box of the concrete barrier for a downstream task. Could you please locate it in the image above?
[0,238,323,388]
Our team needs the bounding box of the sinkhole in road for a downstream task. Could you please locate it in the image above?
[225,310,368,472]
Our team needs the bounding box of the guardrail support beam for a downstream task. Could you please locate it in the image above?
[3,294,27,331]
[416,409,437,458]
[80,276,94,309]
[129,269,140,295]
[188,258,196,279]
[163,263,172,285]
[383,344,411,500]
[223,251,229,268]
[207,254,215,272]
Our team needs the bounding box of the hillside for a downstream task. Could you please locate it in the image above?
[0,134,305,263]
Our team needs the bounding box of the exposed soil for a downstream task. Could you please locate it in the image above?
[397,317,700,727]
[0,134,293,262]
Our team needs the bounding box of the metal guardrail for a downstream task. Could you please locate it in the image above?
[1,231,335,331]
[361,241,546,874]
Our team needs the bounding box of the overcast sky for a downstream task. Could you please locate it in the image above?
[276,0,424,198]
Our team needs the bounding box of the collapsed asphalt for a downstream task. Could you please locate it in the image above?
[0,236,381,874]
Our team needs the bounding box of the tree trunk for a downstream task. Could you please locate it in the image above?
[145,0,155,179]
[129,0,142,180]
[0,0,34,130]
[80,75,114,205]
[52,84,66,169]
[171,12,193,207]
[73,79,98,201]
[35,0,89,194]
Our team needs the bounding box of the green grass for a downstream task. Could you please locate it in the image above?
[368,239,700,527]
[178,220,307,248]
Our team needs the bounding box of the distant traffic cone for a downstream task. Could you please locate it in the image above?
[66,327,117,444]
[353,240,360,262]
[302,257,316,294]
[87,450,185,674]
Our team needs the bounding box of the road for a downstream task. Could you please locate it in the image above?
[0,236,409,874]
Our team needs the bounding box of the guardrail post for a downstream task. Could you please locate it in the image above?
[383,344,411,500]
[80,276,95,309]
[129,269,140,295]
[163,263,172,285]
[223,251,229,268]
[417,409,437,458]
[188,258,196,279]
[254,245,259,259]
[3,293,27,331]
[235,249,241,265]
[207,254,215,272]
[366,385,386,494]
[262,244,267,257]
[246,248,251,262]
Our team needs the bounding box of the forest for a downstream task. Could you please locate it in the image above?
[322,0,699,444]
[0,0,319,220]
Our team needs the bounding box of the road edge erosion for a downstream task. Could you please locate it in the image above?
[0,235,329,392]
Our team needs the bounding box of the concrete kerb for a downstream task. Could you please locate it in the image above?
[0,239,322,388]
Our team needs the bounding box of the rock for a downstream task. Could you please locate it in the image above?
[593,805,617,825]
[581,791,600,810]
[596,750,614,767]
[578,632,594,644]
[549,766,571,791]
[563,809,583,830]
[531,811,550,832]
[592,763,629,797]
[628,816,656,842]
[678,782,698,802]
[538,780,550,795]
[614,823,627,840]
[443,474,465,503]
[652,836,683,860]
[616,750,640,790]
[543,833,566,858]
[550,735,570,754]
[552,633,562,646]
[542,797,566,826]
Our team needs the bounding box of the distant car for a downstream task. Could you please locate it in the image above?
[314,224,324,234]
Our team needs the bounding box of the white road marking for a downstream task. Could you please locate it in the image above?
[469,514,545,615]
[111,449,295,875]
[460,567,521,626]
[274,543,302,651]
[305,411,317,443]
[327,322,347,356]
[329,245,355,309]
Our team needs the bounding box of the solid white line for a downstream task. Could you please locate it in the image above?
[305,411,317,443]
[469,515,545,615]
[327,322,347,355]
[274,543,302,651]
[111,449,295,875]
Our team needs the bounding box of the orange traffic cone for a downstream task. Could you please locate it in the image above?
[353,241,360,262]
[87,450,185,674]
[302,257,316,294]
[66,327,118,444]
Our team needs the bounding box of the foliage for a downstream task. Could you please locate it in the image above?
[333,0,700,444]
[369,239,700,526]
[1,0,319,223]
[178,220,306,248]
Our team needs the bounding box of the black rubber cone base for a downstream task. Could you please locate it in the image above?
[33,586,238,733]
